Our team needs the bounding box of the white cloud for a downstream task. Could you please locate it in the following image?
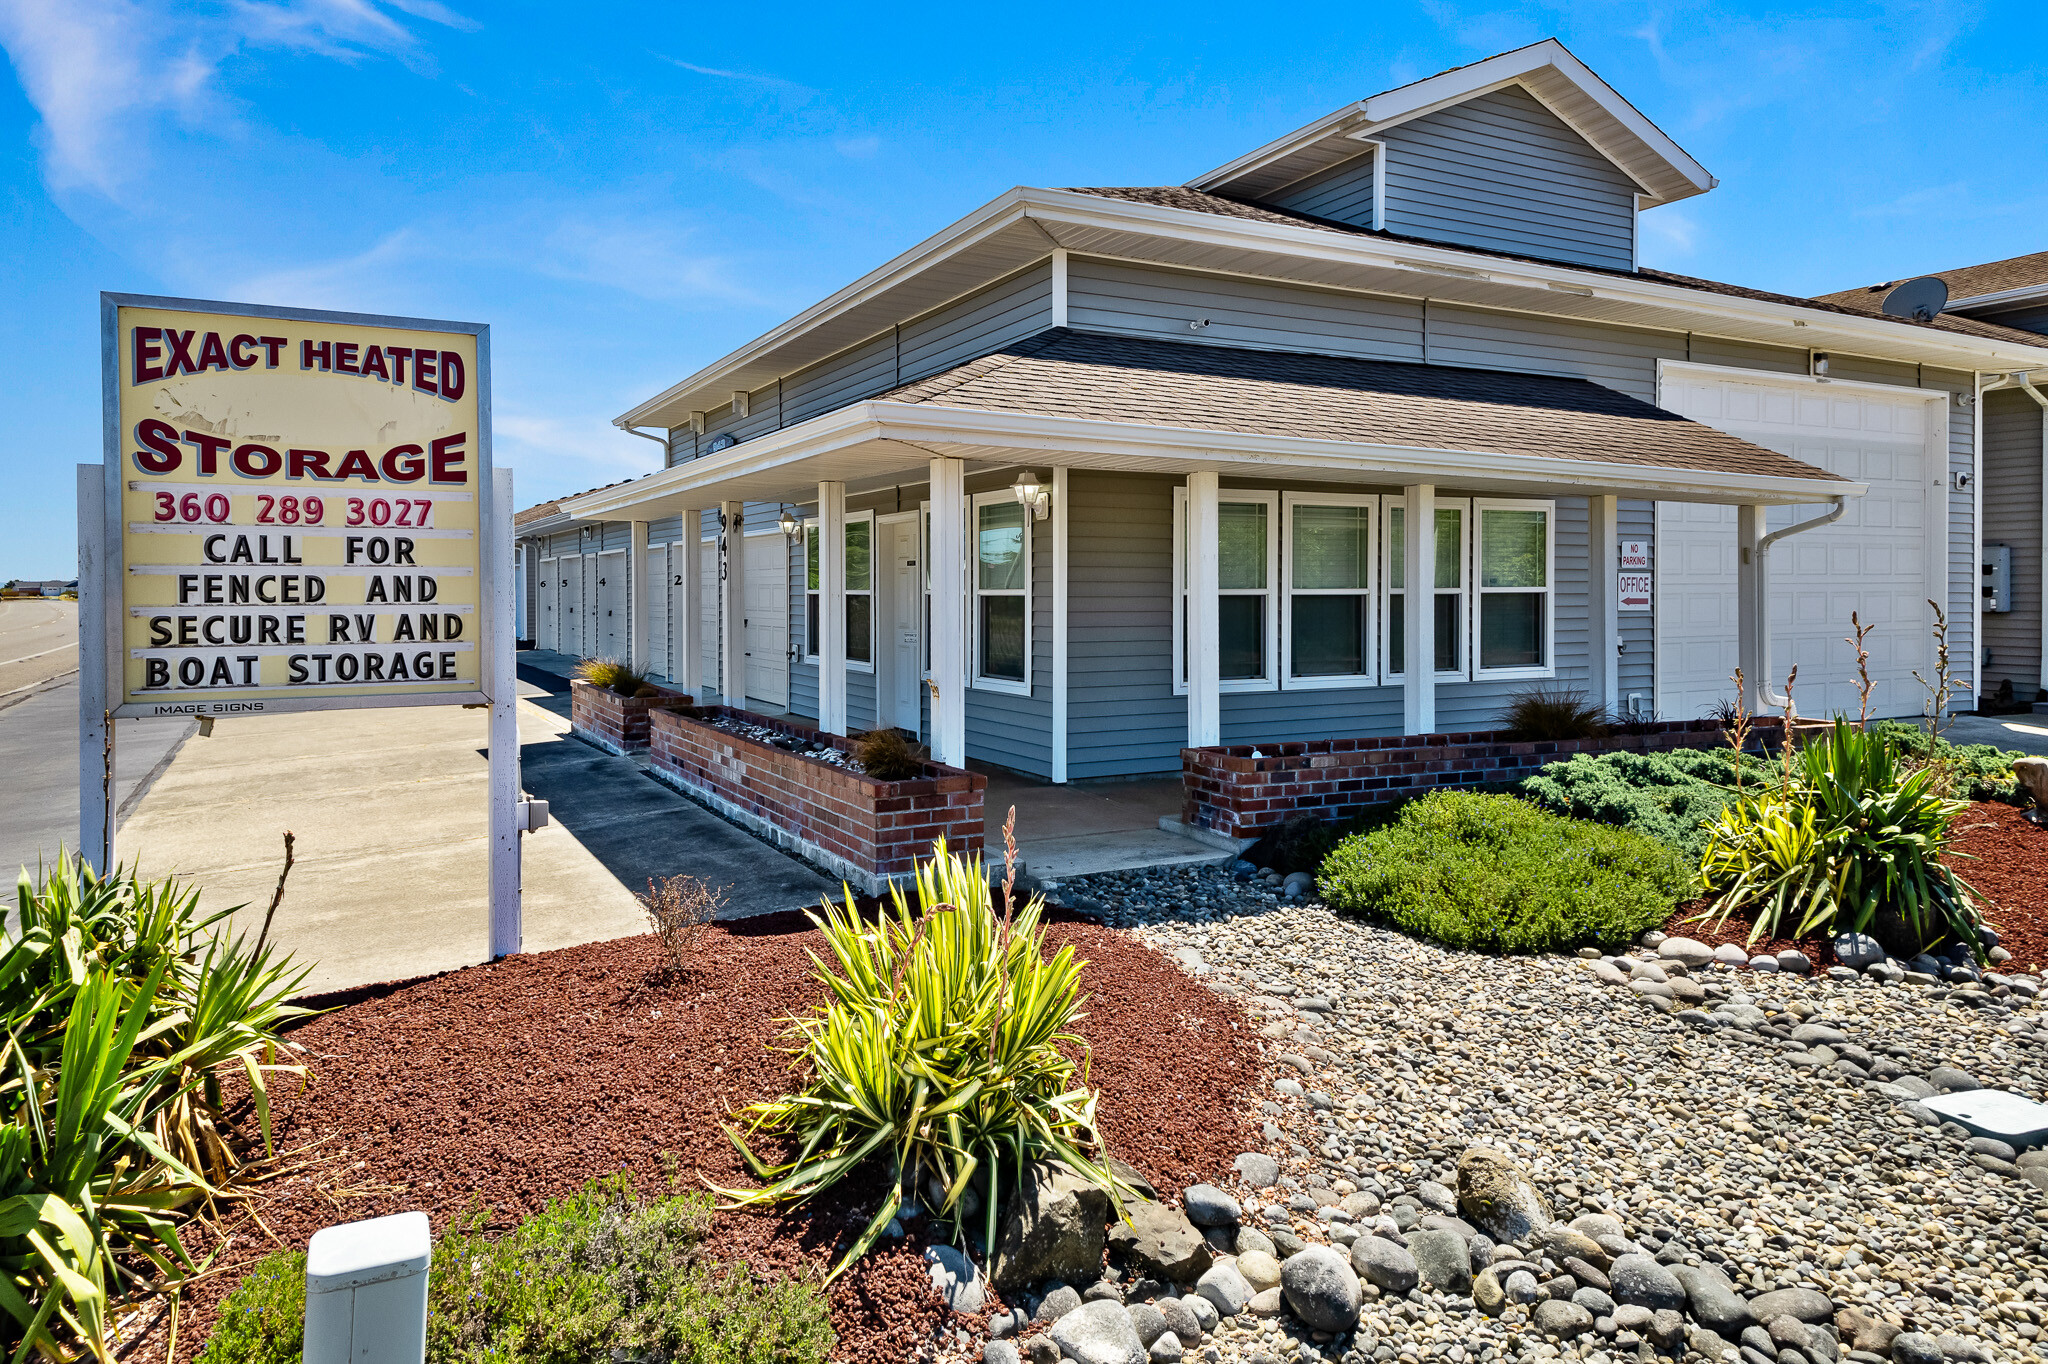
[1854,182,1970,220]
[495,409,663,497]
[0,0,469,199]
[1637,207,1699,260]
[539,215,756,305]
[648,51,805,92]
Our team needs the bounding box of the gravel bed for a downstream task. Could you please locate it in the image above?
[712,717,869,772]
[1038,862,2048,1364]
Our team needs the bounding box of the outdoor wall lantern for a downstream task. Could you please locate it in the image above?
[1011,469,1050,520]
[778,506,802,543]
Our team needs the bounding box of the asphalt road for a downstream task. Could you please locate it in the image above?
[0,601,194,880]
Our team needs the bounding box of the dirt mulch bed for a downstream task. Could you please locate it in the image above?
[1661,802,2048,974]
[132,912,1260,1364]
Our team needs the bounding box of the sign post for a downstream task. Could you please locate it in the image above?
[89,293,521,951]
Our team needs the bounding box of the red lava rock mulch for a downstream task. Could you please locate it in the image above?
[134,911,1259,1364]
[1662,802,2048,973]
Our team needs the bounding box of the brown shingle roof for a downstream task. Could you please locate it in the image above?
[1815,250,2048,313]
[514,477,642,527]
[1060,186,2048,348]
[882,328,1846,484]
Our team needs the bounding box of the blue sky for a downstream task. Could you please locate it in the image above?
[1,0,2042,579]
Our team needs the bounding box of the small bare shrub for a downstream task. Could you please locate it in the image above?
[641,874,726,973]
[1501,686,1606,741]
[576,657,647,698]
[856,727,924,781]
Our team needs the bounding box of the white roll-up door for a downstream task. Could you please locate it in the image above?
[537,557,558,652]
[595,551,626,660]
[648,544,670,679]
[1655,366,1943,722]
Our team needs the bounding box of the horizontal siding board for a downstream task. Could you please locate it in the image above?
[1983,388,2042,698]
[1618,499,1656,705]
[1067,258,1423,361]
[1267,149,1376,228]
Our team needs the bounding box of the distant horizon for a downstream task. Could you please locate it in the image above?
[3,1,2044,580]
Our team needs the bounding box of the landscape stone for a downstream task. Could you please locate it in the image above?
[1670,1262,1754,1336]
[1156,1296,1202,1345]
[1608,1253,1686,1312]
[1533,1298,1595,1338]
[924,1243,986,1314]
[1048,1298,1147,1364]
[1232,1153,1280,1188]
[1194,1260,1253,1317]
[1181,1184,1241,1228]
[1350,1234,1419,1294]
[1235,1249,1282,1292]
[1889,1333,1942,1364]
[1107,1201,1214,1284]
[1747,1288,1834,1324]
[992,1161,1112,1291]
[1455,1145,1552,1242]
[1037,1285,1083,1322]
[1406,1227,1474,1294]
[1659,936,1715,967]
[1280,1245,1362,1333]
[1125,1302,1167,1347]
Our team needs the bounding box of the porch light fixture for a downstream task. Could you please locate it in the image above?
[1011,469,1050,520]
[778,506,801,542]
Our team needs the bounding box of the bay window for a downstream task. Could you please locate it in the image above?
[972,493,1029,692]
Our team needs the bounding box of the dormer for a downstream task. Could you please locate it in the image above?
[1187,39,1714,273]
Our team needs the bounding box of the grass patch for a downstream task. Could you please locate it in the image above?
[1318,790,1686,953]
[574,657,653,698]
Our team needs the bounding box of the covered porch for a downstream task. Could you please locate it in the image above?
[562,330,1860,799]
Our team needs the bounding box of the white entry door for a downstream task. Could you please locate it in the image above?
[743,531,788,707]
[647,544,670,679]
[879,515,923,729]
[1655,366,1942,722]
[538,557,558,651]
[564,555,587,656]
[596,551,626,659]
[700,538,720,696]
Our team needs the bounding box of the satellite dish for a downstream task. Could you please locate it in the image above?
[1881,276,1949,322]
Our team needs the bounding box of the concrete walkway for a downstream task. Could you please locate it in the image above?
[1944,715,2048,757]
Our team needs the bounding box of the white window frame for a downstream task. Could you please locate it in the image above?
[802,509,877,673]
[1281,492,1379,689]
[1381,497,1473,685]
[1172,487,1280,695]
[970,489,1032,696]
[1472,497,1556,681]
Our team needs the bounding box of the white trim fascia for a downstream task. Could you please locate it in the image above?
[1656,358,1960,404]
[1019,190,2048,370]
[560,398,1871,519]
[1050,249,1069,328]
[513,513,579,540]
[1183,103,1373,196]
[1948,282,2048,313]
[614,189,1035,427]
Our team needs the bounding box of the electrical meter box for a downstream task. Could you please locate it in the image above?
[1984,544,2013,614]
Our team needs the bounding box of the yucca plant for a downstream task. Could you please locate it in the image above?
[1698,718,1983,955]
[714,840,1133,1281]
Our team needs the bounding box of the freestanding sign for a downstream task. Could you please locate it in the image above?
[85,293,522,954]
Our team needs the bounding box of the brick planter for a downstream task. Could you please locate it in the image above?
[648,706,986,893]
[1183,718,1783,840]
[570,678,694,755]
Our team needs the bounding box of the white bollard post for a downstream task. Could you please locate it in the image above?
[303,1212,432,1364]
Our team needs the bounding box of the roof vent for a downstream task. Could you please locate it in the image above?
[1880,276,1948,322]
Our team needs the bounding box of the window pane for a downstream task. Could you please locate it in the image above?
[845,520,871,592]
[1387,506,1404,591]
[1481,592,1545,669]
[806,526,819,591]
[847,593,872,664]
[1387,593,1404,675]
[806,593,819,656]
[978,502,1025,591]
[1434,593,1461,672]
[1434,507,1462,589]
[980,595,1024,681]
[1480,509,1547,588]
[1219,502,1267,590]
[1292,595,1366,677]
[1293,505,1368,590]
[1220,595,1265,680]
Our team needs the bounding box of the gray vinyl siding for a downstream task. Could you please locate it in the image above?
[1668,336,1807,376]
[1983,388,2043,699]
[1376,85,1639,272]
[1068,258,1422,360]
[1966,304,2048,337]
[1068,473,1185,779]
[1617,499,1656,706]
[1266,149,1376,229]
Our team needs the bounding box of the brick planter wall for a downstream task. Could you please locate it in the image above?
[648,706,986,893]
[1183,718,1783,840]
[570,679,694,755]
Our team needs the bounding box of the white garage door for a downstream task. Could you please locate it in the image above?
[537,557,558,652]
[1655,368,1942,723]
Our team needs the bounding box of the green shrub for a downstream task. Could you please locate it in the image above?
[855,727,924,781]
[3,857,309,1359]
[1868,719,2023,804]
[1318,791,1686,953]
[198,1176,835,1364]
[718,840,1136,1278]
[1518,746,1776,863]
[1499,686,1607,740]
[1700,719,1983,957]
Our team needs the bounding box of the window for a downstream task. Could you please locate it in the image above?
[803,511,874,669]
[1384,501,1467,679]
[1173,489,1279,693]
[1475,501,1551,674]
[1283,495,1376,684]
[972,493,1029,692]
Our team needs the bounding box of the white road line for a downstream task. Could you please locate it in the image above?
[0,643,77,668]
[0,669,77,705]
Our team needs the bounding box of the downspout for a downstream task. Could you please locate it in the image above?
[1755,496,1849,709]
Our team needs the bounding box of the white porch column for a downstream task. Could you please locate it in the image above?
[1587,495,1620,716]
[1051,466,1069,783]
[1402,483,1436,734]
[1187,471,1221,748]
[1736,502,1766,714]
[719,500,746,706]
[817,482,848,734]
[628,519,650,674]
[928,457,968,766]
[677,510,703,695]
